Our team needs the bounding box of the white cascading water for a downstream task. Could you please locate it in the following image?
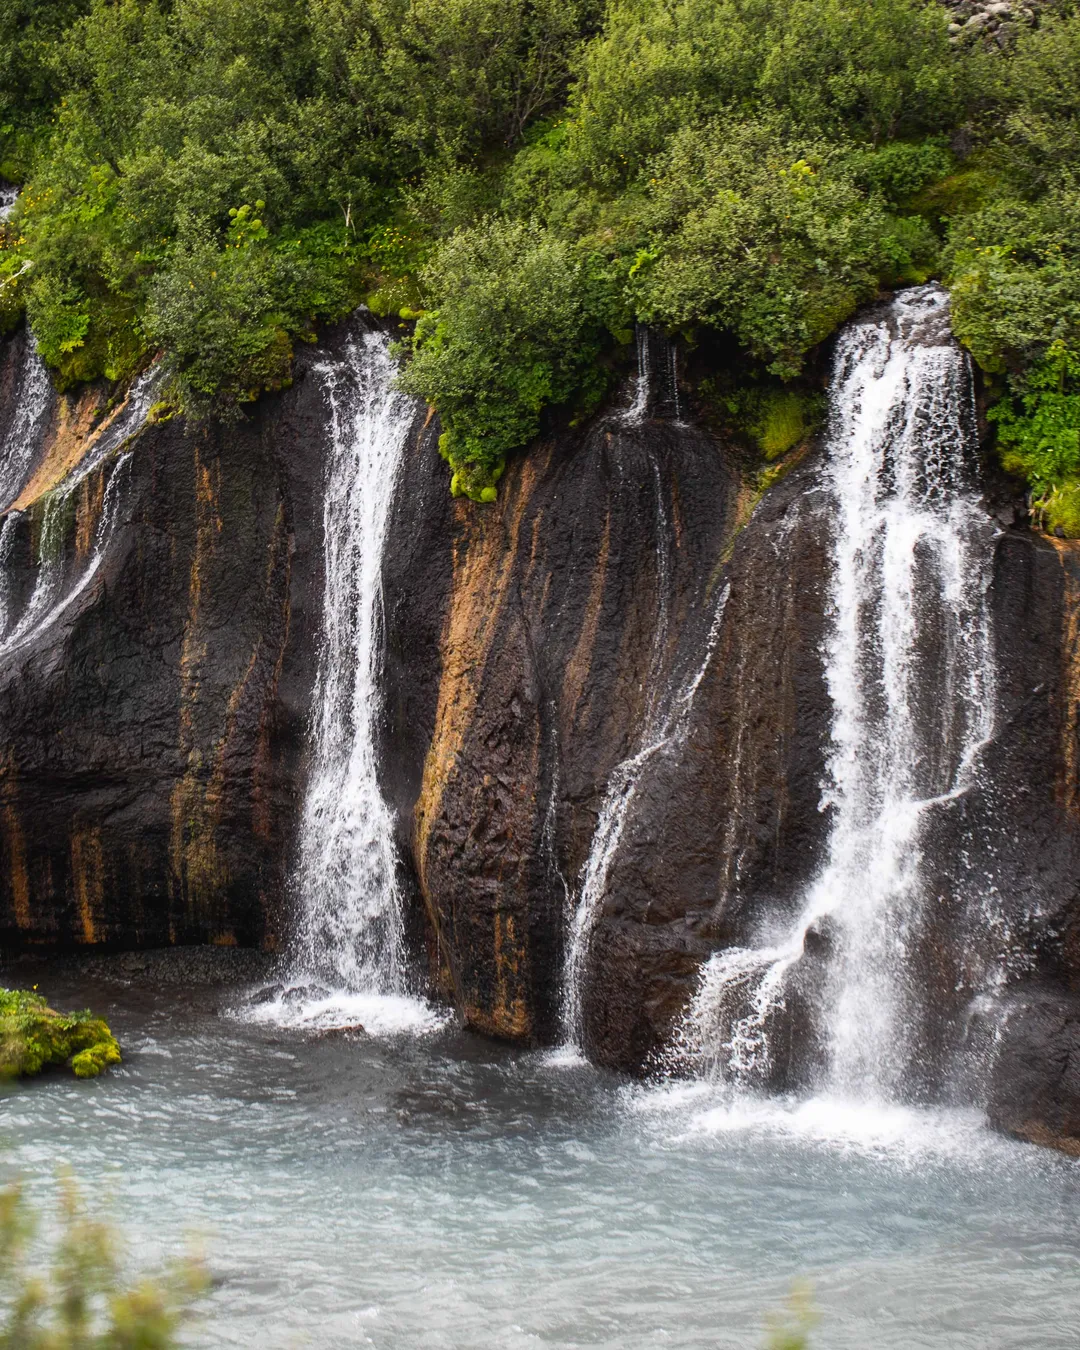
[622,326,683,427]
[0,367,156,664]
[560,453,730,1052]
[0,340,50,510]
[249,328,443,1035]
[623,327,652,427]
[681,285,999,1104]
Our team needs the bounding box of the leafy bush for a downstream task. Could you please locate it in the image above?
[3,0,1080,511]
[990,341,1080,534]
[0,988,121,1080]
[722,385,826,461]
[635,121,938,377]
[398,219,607,498]
[0,0,600,412]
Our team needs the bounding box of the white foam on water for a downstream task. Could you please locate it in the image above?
[628,1078,1004,1168]
[239,985,449,1037]
[540,1043,590,1070]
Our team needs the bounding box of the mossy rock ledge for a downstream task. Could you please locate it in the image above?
[0,988,121,1080]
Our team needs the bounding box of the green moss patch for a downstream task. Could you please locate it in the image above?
[0,987,121,1080]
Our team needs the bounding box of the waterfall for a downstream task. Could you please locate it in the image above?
[621,327,682,426]
[247,327,443,1035]
[623,327,651,426]
[682,285,999,1103]
[0,341,50,510]
[296,331,410,990]
[0,185,16,222]
[560,447,730,1050]
[0,363,154,664]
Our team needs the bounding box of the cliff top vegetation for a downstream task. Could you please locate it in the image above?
[1,0,1078,518]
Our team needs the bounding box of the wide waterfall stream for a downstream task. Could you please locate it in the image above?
[681,287,1002,1107]
[2,292,1078,1348]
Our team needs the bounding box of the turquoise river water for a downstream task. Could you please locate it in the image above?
[0,961,1078,1349]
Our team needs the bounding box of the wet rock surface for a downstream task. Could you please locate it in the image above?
[988,985,1080,1154]
[382,407,743,1046]
[0,320,345,952]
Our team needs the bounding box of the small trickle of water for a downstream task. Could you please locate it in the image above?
[623,327,651,426]
[0,184,16,222]
[621,327,682,425]
[561,560,731,1052]
[274,329,442,1035]
[682,285,999,1102]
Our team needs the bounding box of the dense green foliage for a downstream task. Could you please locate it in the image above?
[0,1179,206,1346]
[0,988,121,1079]
[1,0,1080,512]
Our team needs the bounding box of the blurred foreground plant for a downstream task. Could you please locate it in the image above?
[763,1281,819,1350]
[0,1178,207,1348]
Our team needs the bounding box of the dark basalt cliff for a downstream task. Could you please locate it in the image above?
[0,323,336,951]
[4,312,1080,1151]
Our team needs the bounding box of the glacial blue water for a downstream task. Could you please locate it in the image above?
[1,966,1078,1349]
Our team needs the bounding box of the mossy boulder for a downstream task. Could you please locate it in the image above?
[0,988,121,1080]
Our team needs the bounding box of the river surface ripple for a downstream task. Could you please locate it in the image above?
[1,966,1078,1349]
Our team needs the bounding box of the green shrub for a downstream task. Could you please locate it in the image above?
[397,218,608,498]
[990,341,1080,532]
[3,0,1080,502]
[723,385,826,460]
[635,121,939,377]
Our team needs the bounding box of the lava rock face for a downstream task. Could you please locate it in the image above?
[382,412,744,1046]
[0,321,345,950]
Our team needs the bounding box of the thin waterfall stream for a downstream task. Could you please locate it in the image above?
[247,327,444,1035]
[559,448,731,1055]
[678,285,1001,1108]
